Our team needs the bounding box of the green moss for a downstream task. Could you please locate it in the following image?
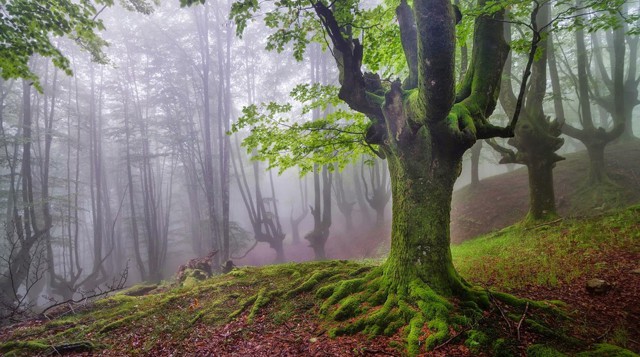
[315,284,335,299]
[247,288,271,323]
[181,269,209,287]
[406,313,426,356]
[320,277,367,313]
[331,295,362,321]
[0,341,50,356]
[453,205,640,291]
[576,344,639,357]
[271,300,295,325]
[492,338,517,357]
[287,269,335,297]
[526,344,567,357]
[424,318,448,350]
[117,283,158,296]
[464,330,489,352]
[228,268,247,278]
[98,314,140,334]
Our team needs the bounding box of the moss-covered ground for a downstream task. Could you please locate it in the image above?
[0,205,638,356]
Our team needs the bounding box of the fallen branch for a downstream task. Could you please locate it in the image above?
[516,302,529,341]
[49,341,95,355]
[524,218,563,230]
[433,326,473,351]
[41,264,128,319]
[489,294,513,333]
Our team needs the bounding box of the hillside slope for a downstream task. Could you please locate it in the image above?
[451,142,640,243]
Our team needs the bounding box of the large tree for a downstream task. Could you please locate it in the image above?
[231,0,518,352]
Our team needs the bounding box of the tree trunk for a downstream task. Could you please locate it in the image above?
[585,142,607,184]
[383,135,465,294]
[290,174,308,244]
[525,160,557,221]
[469,141,481,188]
[306,164,331,260]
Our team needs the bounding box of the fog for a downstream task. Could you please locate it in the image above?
[1,0,639,321]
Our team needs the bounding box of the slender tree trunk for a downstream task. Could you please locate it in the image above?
[122,92,146,281]
[352,159,372,224]
[469,140,481,188]
[290,174,308,245]
[195,4,220,260]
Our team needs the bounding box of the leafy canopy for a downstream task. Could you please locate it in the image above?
[0,0,157,90]
[228,0,413,173]
[230,83,370,175]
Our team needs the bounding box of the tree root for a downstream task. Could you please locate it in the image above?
[315,266,568,356]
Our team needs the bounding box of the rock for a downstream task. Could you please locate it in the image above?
[180,268,210,288]
[586,278,611,295]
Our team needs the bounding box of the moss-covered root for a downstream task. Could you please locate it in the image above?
[229,286,284,323]
[0,341,99,357]
[315,267,489,356]
[0,341,50,357]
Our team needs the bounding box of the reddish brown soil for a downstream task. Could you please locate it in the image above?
[451,142,640,243]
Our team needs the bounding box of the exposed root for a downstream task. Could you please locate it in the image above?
[315,266,567,356]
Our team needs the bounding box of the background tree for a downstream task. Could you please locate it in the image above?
[360,156,391,225]
[549,4,624,186]
[490,3,565,222]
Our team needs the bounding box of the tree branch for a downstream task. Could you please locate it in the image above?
[396,0,418,89]
[415,0,456,123]
[312,1,384,124]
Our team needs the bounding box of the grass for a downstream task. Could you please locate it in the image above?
[452,204,640,290]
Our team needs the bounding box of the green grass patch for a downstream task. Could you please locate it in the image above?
[452,205,640,290]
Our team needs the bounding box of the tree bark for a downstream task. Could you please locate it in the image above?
[384,137,465,294]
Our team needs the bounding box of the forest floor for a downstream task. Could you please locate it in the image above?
[1,143,639,356]
[1,204,639,356]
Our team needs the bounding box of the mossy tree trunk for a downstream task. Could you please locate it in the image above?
[231,0,541,352]
[383,131,466,295]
